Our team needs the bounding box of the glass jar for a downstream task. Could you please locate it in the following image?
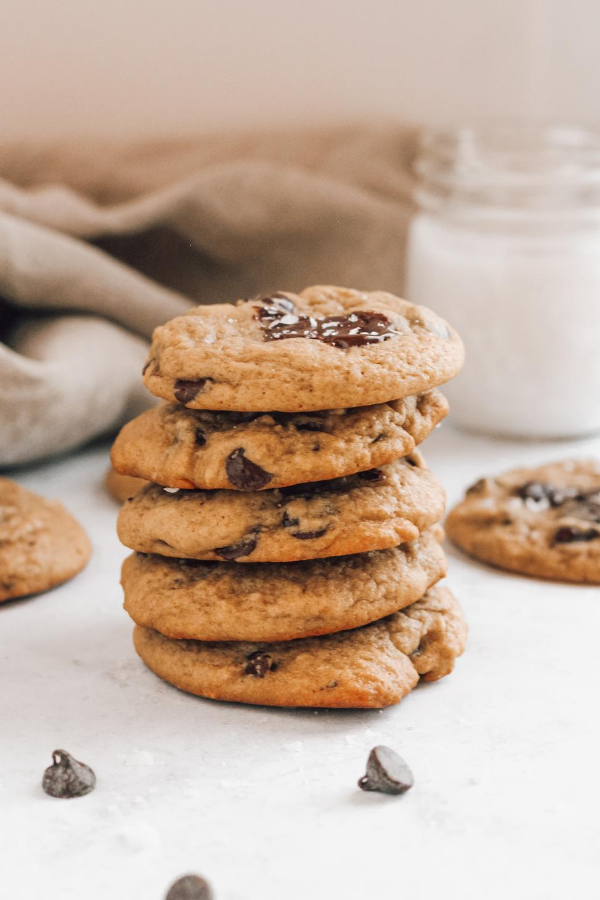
[406,122,600,438]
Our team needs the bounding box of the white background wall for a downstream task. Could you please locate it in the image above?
[2,0,598,139]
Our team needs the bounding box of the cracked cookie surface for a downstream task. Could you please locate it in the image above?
[111,391,448,490]
[143,285,464,412]
[446,458,600,583]
[117,453,446,563]
[122,529,446,642]
[133,585,467,708]
[0,477,91,602]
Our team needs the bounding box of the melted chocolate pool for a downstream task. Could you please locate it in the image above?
[254,296,397,348]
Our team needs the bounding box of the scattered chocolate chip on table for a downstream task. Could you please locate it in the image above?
[42,750,96,799]
[358,745,414,796]
[165,874,214,900]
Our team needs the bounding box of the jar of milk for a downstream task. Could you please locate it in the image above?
[407,122,600,438]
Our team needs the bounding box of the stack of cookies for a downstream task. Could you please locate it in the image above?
[112,286,467,708]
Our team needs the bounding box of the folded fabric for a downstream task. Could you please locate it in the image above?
[0,127,417,465]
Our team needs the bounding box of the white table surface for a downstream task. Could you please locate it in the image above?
[2,424,599,900]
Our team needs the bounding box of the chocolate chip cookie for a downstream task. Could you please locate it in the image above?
[117,454,446,563]
[110,391,448,491]
[0,477,91,602]
[446,458,600,582]
[133,585,467,708]
[121,529,446,642]
[143,286,464,412]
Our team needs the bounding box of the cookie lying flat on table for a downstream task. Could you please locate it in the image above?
[133,585,467,708]
[0,477,91,602]
[117,454,446,563]
[446,458,600,583]
[122,529,446,642]
[111,391,448,491]
[104,467,148,503]
[143,286,464,412]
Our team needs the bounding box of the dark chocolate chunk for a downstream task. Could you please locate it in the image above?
[281,509,328,539]
[516,481,578,507]
[214,534,258,560]
[165,874,214,900]
[358,745,414,796]
[225,448,273,490]
[255,304,397,348]
[281,511,300,528]
[42,750,96,799]
[553,526,600,544]
[244,651,277,677]
[173,379,208,404]
[194,428,207,446]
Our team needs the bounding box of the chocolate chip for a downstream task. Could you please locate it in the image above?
[214,534,258,559]
[281,508,328,538]
[42,750,96,799]
[244,650,277,677]
[516,481,578,507]
[255,305,397,348]
[225,448,274,490]
[194,428,206,446]
[165,874,214,900]
[281,511,299,528]
[358,746,414,796]
[173,379,208,404]
[553,526,600,544]
[372,433,386,443]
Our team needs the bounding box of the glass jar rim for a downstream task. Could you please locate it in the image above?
[414,120,600,213]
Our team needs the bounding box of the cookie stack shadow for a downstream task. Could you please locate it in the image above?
[112,286,467,709]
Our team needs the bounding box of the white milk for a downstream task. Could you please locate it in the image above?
[407,123,600,438]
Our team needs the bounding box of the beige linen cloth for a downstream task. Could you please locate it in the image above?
[0,127,417,466]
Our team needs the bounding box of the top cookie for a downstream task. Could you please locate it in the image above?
[143,286,464,411]
[0,477,91,602]
[446,458,600,583]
